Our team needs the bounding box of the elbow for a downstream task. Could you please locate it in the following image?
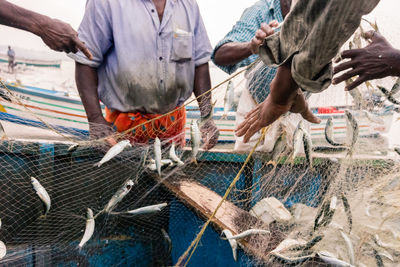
[213,48,225,66]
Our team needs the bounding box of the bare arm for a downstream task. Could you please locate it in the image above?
[0,0,91,58]
[213,22,278,66]
[75,63,114,141]
[193,63,219,150]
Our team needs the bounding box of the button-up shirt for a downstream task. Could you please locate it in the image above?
[70,0,212,114]
[211,0,283,104]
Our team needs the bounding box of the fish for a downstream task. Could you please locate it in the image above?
[169,142,184,166]
[141,146,150,168]
[317,252,355,267]
[68,143,79,153]
[362,18,379,32]
[0,121,6,140]
[341,193,352,232]
[223,81,235,119]
[348,87,363,109]
[289,235,323,251]
[78,208,95,249]
[0,241,6,260]
[31,177,51,216]
[198,100,216,128]
[103,180,134,214]
[124,203,168,216]
[348,41,354,50]
[302,129,313,169]
[363,111,384,125]
[94,140,132,167]
[222,229,270,240]
[161,229,172,255]
[391,77,400,96]
[340,231,355,265]
[325,117,345,146]
[190,120,201,164]
[313,146,349,153]
[352,30,362,48]
[378,85,400,105]
[268,130,287,166]
[291,121,304,162]
[270,252,314,265]
[395,147,400,155]
[154,137,162,176]
[345,110,359,154]
[221,229,237,261]
[373,249,384,267]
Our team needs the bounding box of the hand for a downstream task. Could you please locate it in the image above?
[333,31,400,90]
[250,21,279,54]
[199,120,220,150]
[235,64,320,143]
[37,18,93,60]
[89,117,117,146]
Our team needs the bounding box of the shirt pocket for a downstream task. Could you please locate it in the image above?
[170,29,193,62]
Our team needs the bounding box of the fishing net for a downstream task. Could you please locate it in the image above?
[0,19,399,267]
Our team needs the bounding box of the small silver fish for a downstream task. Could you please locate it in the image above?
[395,147,400,156]
[31,177,51,216]
[78,208,95,249]
[161,228,172,255]
[363,111,384,125]
[268,130,287,166]
[0,241,6,260]
[223,81,235,118]
[317,252,355,267]
[341,193,352,232]
[0,121,6,140]
[94,140,131,167]
[198,101,216,128]
[291,121,304,162]
[221,229,237,261]
[68,143,79,153]
[154,137,162,176]
[169,142,184,166]
[147,160,173,172]
[141,146,150,168]
[348,87,363,109]
[325,117,344,146]
[302,130,313,169]
[223,229,270,240]
[125,203,167,216]
[378,86,400,105]
[340,231,355,265]
[391,77,400,96]
[345,110,359,152]
[190,120,201,164]
[352,29,362,48]
[103,180,134,214]
[0,218,2,229]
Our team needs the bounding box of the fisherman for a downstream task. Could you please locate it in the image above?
[212,0,301,151]
[333,30,400,89]
[0,0,92,59]
[235,0,381,143]
[7,46,15,73]
[69,0,219,148]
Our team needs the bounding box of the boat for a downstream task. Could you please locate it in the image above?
[0,82,394,150]
[0,54,61,68]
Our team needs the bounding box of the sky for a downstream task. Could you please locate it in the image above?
[0,0,398,54]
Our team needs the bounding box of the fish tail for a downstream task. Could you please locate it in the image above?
[191,158,198,165]
[267,160,276,168]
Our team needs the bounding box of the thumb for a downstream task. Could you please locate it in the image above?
[300,108,321,124]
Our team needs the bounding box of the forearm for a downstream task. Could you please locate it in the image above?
[270,60,298,105]
[193,63,212,117]
[389,48,400,77]
[213,42,253,66]
[0,0,49,35]
[75,63,104,123]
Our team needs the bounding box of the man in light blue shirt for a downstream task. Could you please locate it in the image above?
[70,0,219,148]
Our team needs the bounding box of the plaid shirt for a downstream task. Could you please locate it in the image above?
[211,0,283,104]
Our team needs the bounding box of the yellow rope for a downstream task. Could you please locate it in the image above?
[177,126,270,267]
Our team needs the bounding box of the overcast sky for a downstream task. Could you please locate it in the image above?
[0,0,398,54]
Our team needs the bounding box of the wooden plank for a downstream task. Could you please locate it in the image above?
[154,175,284,263]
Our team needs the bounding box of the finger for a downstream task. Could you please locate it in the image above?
[236,121,251,137]
[333,60,357,75]
[244,104,261,119]
[333,69,360,85]
[70,46,78,54]
[255,29,267,41]
[341,49,364,59]
[269,20,279,28]
[73,37,93,60]
[243,123,262,143]
[363,30,384,43]
[345,76,367,91]
[260,23,274,36]
[300,108,321,124]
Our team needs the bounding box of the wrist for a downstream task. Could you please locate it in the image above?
[389,48,400,76]
[88,114,107,124]
[29,15,51,37]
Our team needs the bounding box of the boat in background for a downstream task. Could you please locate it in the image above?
[0,82,395,150]
[0,54,61,68]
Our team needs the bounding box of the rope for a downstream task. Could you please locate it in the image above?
[176,126,270,267]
